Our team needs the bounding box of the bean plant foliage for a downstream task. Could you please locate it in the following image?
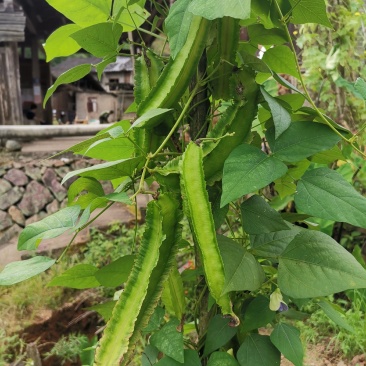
[2,0,366,365]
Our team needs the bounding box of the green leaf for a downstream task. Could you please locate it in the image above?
[104,192,132,205]
[289,0,332,28]
[88,301,116,321]
[68,177,105,208]
[241,295,276,333]
[70,22,123,58]
[161,266,186,320]
[129,108,173,130]
[46,0,110,26]
[218,235,265,293]
[150,318,184,363]
[48,264,100,289]
[318,300,354,332]
[295,168,366,228]
[266,122,341,162]
[188,0,250,20]
[250,225,303,259]
[44,64,91,106]
[261,87,291,138]
[113,2,149,32]
[96,55,117,80]
[203,315,238,357]
[354,78,366,100]
[18,206,81,250]
[278,230,366,298]
[207,352,239,366]
[155,350,201,366]
[43,24,81,61]
[95,255,135,287]
[221,144,288,206]
[0,257,55,286]
[241,195,289,235]
[165,0,194,59]
[270,323,303,366]
[61,156,144,183]
[274,160,311,199]
[248,24,287,45]
[262,46,300,79]
[142,345,159,366]
[237,334,280,366]
[310,145,345,164]
[143,306,165,333]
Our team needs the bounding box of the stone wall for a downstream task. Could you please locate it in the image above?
[0,153,113,246]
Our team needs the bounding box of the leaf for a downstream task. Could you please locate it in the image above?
[43,24,81,61]
[241,295,276,333]
[150,318,184,363]
[104,192,132,205]
[237,334,280,366]
[310,145,345,164]
[274,159,310,198]
[96,54,117,80]
[71,22,123,58]
[61,157,144,183]
[318,300,354,332]
[68,177,105,208]
[143,306,165,333]
[88,301,116,321]
[221,144,288,206]
[203,315,238,357]
[44,64,91,106]
[260,87,291,138]
[142,345,159,366]
[262,46,300,79]
[113,2,149,32]
[48,264,100,289]
[155,350,201,366]
[270,323,303,366]
[95,255,135,287]
[18,206,81,250]
[188,0,250,20]
[165,0,194,59]
[295,168,366,228]
[248,24,287,46]
[241,195,289,235]
[289,0,332,28]
[266,122,341,162]
[46,0,110,26]
[0,257,56,286]
[129,108,173,130]
[207,352,240,366]
[161,266,186,320]
[278,230,366,298]
[354,78,366,100]
[218,235,265,293]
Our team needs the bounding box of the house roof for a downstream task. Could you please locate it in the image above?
[51,57,102,78]
[103,56,133,72]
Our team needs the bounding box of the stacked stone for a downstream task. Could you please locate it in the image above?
[0,155,112,246]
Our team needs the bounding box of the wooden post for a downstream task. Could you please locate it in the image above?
[0,42,23,125]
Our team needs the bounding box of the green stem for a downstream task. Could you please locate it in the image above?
[273,0,366,159]
[56,202,114,263]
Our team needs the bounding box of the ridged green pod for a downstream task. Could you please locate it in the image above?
[204,92,258,184]
[134,49,164,107]
[210,17,240,100]
[137,16,210,116]
[94,200,164,365]
[180,142,238,324]
[121,193,182,365]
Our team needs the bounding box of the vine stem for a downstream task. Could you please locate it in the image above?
[56,202,114,263]
[274,0,366,159]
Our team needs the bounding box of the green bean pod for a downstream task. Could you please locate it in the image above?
[94,200,164,365]
[121,193,182,365]
[210,17,240,100]
[204,92,258,184]
[180,142,238,324]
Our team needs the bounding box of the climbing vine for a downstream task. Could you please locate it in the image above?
[1,0,366,365]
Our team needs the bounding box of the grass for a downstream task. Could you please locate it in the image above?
[297,291,366,359]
